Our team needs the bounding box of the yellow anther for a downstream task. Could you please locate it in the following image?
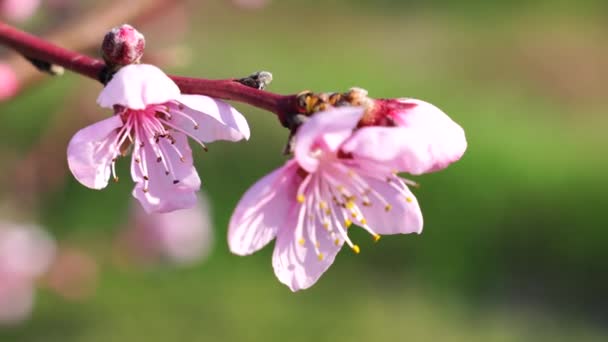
[352,245,361,254]
[298,238,305,246]
[337,185,345,192]
[323,222,329,230]
[373,234,381,243]
[334,239,340,246]
[319,201,327,209]
[344,219,352,228]
[325,209,331,215]
[360,218,367,225]
[385,204,392,212]
[345,201,354,209]
[405,197,413,203]
[362,201,371,207]
[297,194,305,203]
[318,253,325,261]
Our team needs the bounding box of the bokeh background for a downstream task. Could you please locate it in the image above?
[1,0,607,340]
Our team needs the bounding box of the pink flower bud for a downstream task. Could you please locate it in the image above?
[0,63,20,101]
[101,24,145,67]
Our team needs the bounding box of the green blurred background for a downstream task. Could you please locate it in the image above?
[1,0,607,340]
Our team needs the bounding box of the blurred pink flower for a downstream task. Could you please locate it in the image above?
[343,96,467,175]
[67,64,250,213]
[0,63,20,101]
[0,0,40,22]
[119,194,214,267]
[0,223,55,325]
[229,107,423,291]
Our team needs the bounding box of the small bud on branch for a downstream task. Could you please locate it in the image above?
[101,24,145,69]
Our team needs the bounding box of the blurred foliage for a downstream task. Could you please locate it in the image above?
[0,0,607,340]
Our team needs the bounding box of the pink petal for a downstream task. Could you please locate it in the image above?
[132,132,201,213]
[176,94,250,142]
[97,64,180,110]
[67,116,123,189]
[272,203,343,292]
[228,161,299,256]
[294,106,365,173]
[342,99,467,175]
[355,174,423,235]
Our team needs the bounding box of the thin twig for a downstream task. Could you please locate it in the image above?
[0,22,299,124]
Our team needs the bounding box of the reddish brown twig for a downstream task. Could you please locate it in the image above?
[0,22,298,124]
[2,0,181,89]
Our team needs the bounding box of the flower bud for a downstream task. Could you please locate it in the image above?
[101,24,145,67]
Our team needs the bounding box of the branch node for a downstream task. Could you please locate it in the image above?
[236,71,273,90]
[23,56,64,76]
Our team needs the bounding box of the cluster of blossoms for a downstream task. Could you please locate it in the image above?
[1,23,466,292]
[66,60,465,290]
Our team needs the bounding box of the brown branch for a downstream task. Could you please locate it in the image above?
[0,21,298,124]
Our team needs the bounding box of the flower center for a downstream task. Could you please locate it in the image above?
[294,161,416,261]
[108,103,205,191]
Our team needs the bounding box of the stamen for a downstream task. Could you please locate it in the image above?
[373,234,381,243]
[111,159,118,183]
[351,245,361,254]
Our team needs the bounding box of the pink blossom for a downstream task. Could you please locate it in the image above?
[119,194,214,266]
[0,0,40,22]
[0,63,20,101]
[229,107,423,291]
[342,95,467,175]
[0,223,55,324]
[67,64,250,213]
